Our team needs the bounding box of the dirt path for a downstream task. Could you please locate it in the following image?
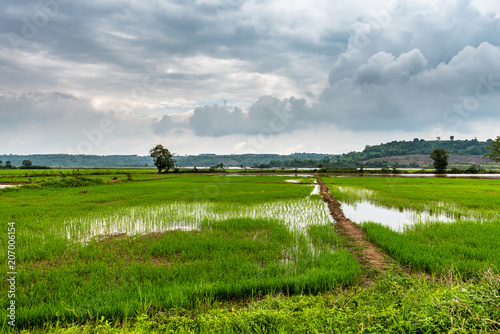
[317,177,394,273]
[104,178,125,183]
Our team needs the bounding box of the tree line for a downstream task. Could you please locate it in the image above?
[1,138,497,169]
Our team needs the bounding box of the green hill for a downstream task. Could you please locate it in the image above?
[360,138,490,159]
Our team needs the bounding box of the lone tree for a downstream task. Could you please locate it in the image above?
[430,148,449,174]
[149,144,175,173]
[484,136,500,163]
[22,160,32,167]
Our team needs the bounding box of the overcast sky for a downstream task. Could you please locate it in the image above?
[1,0,500,155]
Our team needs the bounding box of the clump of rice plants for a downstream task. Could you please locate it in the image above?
[60,197,331,242]
[362,220,500,277]
[41,176,104,188]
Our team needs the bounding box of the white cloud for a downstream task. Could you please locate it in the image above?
[354,49,428,84]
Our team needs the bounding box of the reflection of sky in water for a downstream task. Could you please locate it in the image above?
[64,198,331,243]
[340,200,454,232]
[310,184,320,195]
[0,185,18,189]
[393,174,500,179]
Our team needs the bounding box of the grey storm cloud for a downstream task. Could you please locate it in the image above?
[154,41,500,135]
[354,49,428,85]
[0,0,349,126]
[0,0,340,83]
[0,92,152,154]
[153,96,311,137]
[319,41,500,132]
[189,105,248,136]
[152,0,500,136]
[0,92,98,131]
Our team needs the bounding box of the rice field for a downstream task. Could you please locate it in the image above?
[62,197,331,242]
[3,171,500,331]
[0,172,358,329]
[0,168,155,184]
[324,176,500,276]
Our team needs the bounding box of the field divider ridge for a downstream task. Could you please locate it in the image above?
[317,176,401,276]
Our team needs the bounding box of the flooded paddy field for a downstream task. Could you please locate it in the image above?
[0,172,357,329]
[2,169,499,332]
[324,176,500,275]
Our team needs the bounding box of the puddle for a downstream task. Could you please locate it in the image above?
[310,185,320,195]
[285,179,301,184]
[67,223,199,242]
[381,174,500,179]
[226,174,314,177]
[0,184,19,189]
[443,174,500,179]
[340,200,455,232]
[333,186,375,198]
[64,198,332,243]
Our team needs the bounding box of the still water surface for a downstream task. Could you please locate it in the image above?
[340,200,455,232]
[0,184,18,189]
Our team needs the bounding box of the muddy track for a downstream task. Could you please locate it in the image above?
[317,177,395,273]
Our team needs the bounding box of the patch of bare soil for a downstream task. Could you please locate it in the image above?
[317,177,396,274]
[104,179,125,183]
[94,232,127,241]
[139,176,178,181]
[93,199,124,205]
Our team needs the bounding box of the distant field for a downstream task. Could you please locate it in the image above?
[363,154,499,167]
[0,168,160,184]
[0,171,358,329]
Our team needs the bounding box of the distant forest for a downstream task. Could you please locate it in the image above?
[0,138,494,168]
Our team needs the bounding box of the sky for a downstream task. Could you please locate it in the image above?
[1,0,500,156]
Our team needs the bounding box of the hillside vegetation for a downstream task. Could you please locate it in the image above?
[0,138,494,168]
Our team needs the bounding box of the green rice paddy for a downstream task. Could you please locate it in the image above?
[1,173,358,329]
[1,171,499,332]
[324,176,500,276]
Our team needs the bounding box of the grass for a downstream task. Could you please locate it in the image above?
[324,176,500,276]
[9,218,358,328]
[11,270,500,333]
[362,221,500,276]
[0,169,154,183]
[0,172,358,330]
